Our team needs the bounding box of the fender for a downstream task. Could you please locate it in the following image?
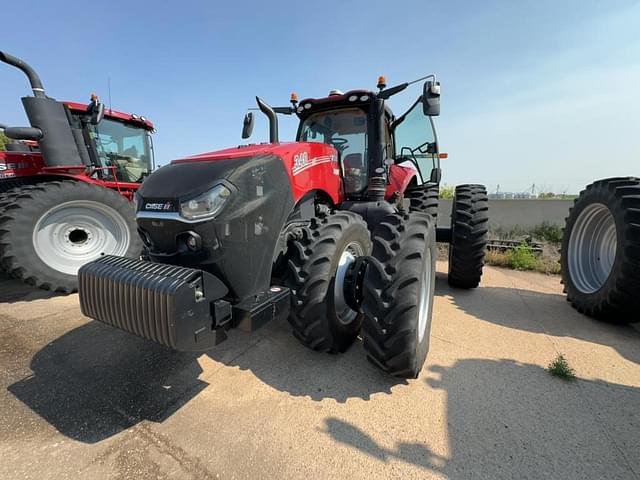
[385,163,418,199]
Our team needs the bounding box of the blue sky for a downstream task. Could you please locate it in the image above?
[1,0,638,193]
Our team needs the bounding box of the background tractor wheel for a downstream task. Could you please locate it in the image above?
[362,211,436,379]
[561,177,640,322]
[406,182,439,221]
[0,178,33,194]
[448,184,489,288]
[284,210,372,353]
[0,180,141,293]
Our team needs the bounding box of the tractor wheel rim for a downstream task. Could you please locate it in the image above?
[334,241,365,325]
[418,248,433,343]
[33,200,131,276]
[568,203,617,294]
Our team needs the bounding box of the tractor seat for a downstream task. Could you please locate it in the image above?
[343,153,364,171]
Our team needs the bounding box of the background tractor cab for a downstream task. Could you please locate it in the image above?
[0,51,155,194]
[243,74,443,202]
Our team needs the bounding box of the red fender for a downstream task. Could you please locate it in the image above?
[385,163,418,199]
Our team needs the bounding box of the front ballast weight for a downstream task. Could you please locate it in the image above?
[78,256,290,351]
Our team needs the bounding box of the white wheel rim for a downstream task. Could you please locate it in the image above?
[334,241,365,325]
[33,200,131,276]
[568,203,617,294]
[417,248,433,342]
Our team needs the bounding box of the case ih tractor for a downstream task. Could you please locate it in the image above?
[78,75,488,378]
[0,51,155,292]
[561,177,640,322]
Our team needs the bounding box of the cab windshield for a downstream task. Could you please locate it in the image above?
[89,118,153,183]
[298,108,368,194]
[394,100,437,184]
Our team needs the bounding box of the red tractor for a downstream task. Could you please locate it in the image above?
[79,75,488,378]
[0,51,155,292]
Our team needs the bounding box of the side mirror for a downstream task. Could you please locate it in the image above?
[241,112,255,139]
[429,167,442,184]
[87,99,105,125]
[423,80,441,116]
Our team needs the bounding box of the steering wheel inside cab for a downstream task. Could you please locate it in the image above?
[329,137,348,152]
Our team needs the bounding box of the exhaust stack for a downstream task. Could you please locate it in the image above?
[0,50,85,167]
[0,51,46,98]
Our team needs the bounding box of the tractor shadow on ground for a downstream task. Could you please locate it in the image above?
[204,317,407,403]
[323,358,640,478]
[7,321,207,444]
[8,316,406,444]
[0,271,63,303]
[438,272,640,365]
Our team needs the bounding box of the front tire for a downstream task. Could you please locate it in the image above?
[561,177,640,322]
[284,210,372,353]
[362,212,437,379]
[406,182,439,221]
[448,184,489,288]
[0,181,141,293]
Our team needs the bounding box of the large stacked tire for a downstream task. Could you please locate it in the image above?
[448,184,489,288]
[0,180,141,293]
[406,182,439,220]
[561,177,640,322]
[284,210,372,353]
[361,212,436,378]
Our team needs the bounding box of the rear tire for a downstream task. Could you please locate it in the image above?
[0,181,141,293]
[0,178,33,194]
[362,212,436,379]
[561,177,640,322]
[284,210,372,353]
[406,182,439,221]
[448,184,489,288]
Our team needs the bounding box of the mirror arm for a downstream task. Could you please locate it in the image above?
[273,106,294,115]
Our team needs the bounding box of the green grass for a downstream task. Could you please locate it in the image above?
[439,185,455,199]
[506,244,539,270]
[547,354,576,380]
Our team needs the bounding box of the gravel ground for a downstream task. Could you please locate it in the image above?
[1,264,639,479]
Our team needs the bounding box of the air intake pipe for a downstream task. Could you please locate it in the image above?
[0,51,46,98]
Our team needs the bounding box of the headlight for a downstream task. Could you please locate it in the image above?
[179,184,232,221]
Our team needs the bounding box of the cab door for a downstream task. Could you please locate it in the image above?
[393,99,439,185]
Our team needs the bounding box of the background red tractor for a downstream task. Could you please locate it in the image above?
[0,51,155,292]
[79,74,489,378]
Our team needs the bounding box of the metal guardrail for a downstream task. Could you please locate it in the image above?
[486,239,543,255]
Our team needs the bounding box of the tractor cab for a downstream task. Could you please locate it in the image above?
[64,101,155,184]
[245,75,443,200]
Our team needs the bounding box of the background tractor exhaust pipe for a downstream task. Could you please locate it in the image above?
[0,51,46,98]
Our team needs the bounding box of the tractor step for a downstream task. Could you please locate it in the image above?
[233,286,291,334]
[78,255,230,351]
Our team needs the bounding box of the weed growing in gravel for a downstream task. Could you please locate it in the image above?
[547,354,576,380]
[506,244,539,270]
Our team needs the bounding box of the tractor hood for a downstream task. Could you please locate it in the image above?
[173,142,305,164]
[139,142,338,201]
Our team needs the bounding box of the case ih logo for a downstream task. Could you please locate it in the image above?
[292,153,336,176]
[144,201,173,211]
[0,162,30,171]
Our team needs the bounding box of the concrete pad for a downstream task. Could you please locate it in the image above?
[0,264,639,479]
